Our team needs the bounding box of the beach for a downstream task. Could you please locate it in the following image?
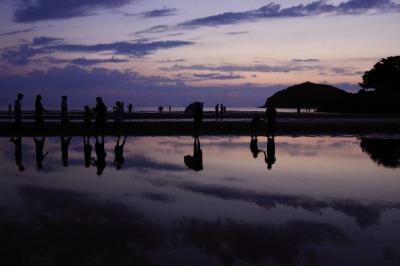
[1,111,399,136]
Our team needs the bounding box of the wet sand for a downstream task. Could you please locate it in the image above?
[1,111,399,136]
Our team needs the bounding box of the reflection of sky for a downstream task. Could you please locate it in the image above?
[0,0,399,106]
[1,136,400,264]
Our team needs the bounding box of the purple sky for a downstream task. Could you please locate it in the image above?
[0,0,399,107]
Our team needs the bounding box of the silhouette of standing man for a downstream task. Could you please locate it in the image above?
[14,93,23,128]
[215,104,219,118]
[10,136,25,171]
[35,95,47,127]
[94,97,107,134]
[61,96,69,125]
[266,104,277,139]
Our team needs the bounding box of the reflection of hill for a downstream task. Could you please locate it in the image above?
[263,82,348,109]
[360,138,400,168]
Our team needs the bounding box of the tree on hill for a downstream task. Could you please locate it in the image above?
[264,82,348,109]
[359,56,400,94]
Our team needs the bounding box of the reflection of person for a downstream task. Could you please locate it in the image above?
[10,136,25,171]
[264,137,276,170]
[14,93,23,127]
[114,135,127,170]
[34,137,48,170]
[61,136,72,166]
[266,104,277,138]
[61,96,69,125]
[92,135,107,176]
[35,95,47,127]
[184,137,203,171]
[250,136,262,158]
[83,136,92,168]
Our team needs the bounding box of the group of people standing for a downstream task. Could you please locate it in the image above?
[214,104,227,118]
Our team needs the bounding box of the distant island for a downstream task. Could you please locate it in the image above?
[263,56,400,113]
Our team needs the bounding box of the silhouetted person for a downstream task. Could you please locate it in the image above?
[84,105,92,132]
[184,136,203,171]
[297,107,300,115]
[114,135,127,170]
[264,137,276,170]
[215,104,219,118]
[169,105,172,112]
[266,104,277,138]
[92,135,107,176]
[193,102,203,136]
[114,101,124,132]
[158,106,163,112]
[94,97,107,133]
[61,136,71,166]
[10,136,25,171]
[128,103,133,113]
[14,93,23,127]
[34,95,47,127]
[83,136,92,168]
[34,137,47,170]
[61,96,69,125]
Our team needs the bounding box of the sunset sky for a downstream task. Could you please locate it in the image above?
[1,0,399,107]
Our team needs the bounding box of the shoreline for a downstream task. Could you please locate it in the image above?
[1,117,399,137]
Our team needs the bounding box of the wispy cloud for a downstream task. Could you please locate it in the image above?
[135,25,169,36]
[0,28,34,36]
[14,0,133,22]
[180,0,400,28]
[32,36,63,46]
[192,73,244,80]
[1,39,194,65]
[71,57,129,66]
[161,63,363,76]
[292,58,320,62]
[224,31,250,35]
[125,7,178,18]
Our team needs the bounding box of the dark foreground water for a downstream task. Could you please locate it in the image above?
[1,136,400,266]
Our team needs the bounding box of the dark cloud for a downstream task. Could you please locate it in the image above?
[1,39,193,65]
[134,25,169,36]
[71,57,129,66]
[179,0,400,28]
[0,64,286,107]
[49,40,193,56]
[0,28,34,36]
[32,36,63,46]
[224,31,251,35]
[293,58,320,62]
[14,0,132,23]
[125,7,178,18]
[162,63,363,76]
[1,44,47,65]
[192,72,244,80]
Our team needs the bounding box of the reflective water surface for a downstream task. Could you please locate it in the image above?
[1,135,400,265]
